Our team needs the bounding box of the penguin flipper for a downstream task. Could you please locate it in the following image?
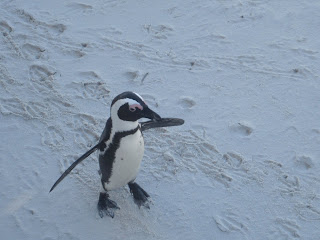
[140,118,184,131]
[49,142,101,192]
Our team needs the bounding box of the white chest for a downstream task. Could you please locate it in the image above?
[105,130,144,190]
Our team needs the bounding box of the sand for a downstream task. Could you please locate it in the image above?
[1,0,320,239]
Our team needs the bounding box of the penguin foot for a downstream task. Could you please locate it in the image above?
[97,192,120,218]
[128,182,150,209]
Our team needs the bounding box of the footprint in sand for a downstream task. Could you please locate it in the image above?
[140,93,159,108]
[28,65,56,94]
[179,96,196,109]
[295,155,314,170]
[21,43,45,59]
[68,113,99,147]
[42,126,64,148]
[24,101,49,119]
[29,64,55,82]
[278,174,300,196]
[230,122,253,136]
[223,152,243,168]
[0,97,28,118]
[214,210,249,234]
[143,24,174,40]
[269,218,300,239]
[66,2,93,11]
[295,203,320,221]
[0,20,13,34]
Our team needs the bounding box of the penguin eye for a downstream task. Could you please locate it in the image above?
[128,103,143,112]
[129,107,136,112]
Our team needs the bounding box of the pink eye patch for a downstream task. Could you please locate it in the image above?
[129,104,143,111]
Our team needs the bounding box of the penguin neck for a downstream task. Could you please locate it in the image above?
[111,116,139,133]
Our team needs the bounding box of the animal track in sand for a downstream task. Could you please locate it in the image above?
[124,69,150,85]
[140,93,158,108]
[69,113,99,148]
[24,101,49,119]
[294,155,314,170]
[28,65,56,94]
[23,169,41,190]
[223,152,243,168]
[269,218,300,239]
[278,174,300,196]
[295,203,320,221]
[17,9,66,35]
[66,2,93,11]
[79,71,101,79]
[214,210,249,234]
[311,128,320,134]
[0,97,29,118]
[292,154,320,190]
[143,24,174,40]
[179,96,196,109]
[83,82,110,99]
[144,128,259,188]
[102,37,193,70]
[66,71,110,99]
[5,191,34,214]
[42,126,64,148]
[143,129,225,184]
[124,69,140,81]
[44,97,73,115]
[230,122,253,136]
[72,112,97,128]
[64,49,85,58]
[29,64,55,81]
[21,43,45,59]
[222,151,258,186]
[0,20,13,34]
[0,63,20,87]
[68,81,110,100]
[0,20,24,57]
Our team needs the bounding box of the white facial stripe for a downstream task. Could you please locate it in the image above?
[133,92,146,104]
[125,98,140,106]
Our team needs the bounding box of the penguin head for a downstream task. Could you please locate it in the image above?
[110,92,161,129]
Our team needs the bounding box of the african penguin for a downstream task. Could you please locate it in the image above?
[97,91,161,217]
[49,91,184,218]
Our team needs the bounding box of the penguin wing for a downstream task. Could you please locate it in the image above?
[50,118,113,192]
[49,142,101,192]
[99,118,112,143]
[140,118,184,131]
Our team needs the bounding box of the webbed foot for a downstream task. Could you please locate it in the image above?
[97,192,120,218]
[128,182,150,209]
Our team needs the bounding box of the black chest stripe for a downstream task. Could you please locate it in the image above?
[99,125,140,187]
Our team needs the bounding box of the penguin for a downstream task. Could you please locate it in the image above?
[50,91,184,218]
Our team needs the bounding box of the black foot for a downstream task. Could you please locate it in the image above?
[97,192,120,218]
[128,182,150,208]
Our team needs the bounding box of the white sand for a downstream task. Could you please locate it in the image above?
[1,0,319,239]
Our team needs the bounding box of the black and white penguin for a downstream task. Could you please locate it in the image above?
[50,91,184,218]
[97,91,161,217]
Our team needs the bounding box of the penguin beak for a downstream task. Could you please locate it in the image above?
[141,106,161,122]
